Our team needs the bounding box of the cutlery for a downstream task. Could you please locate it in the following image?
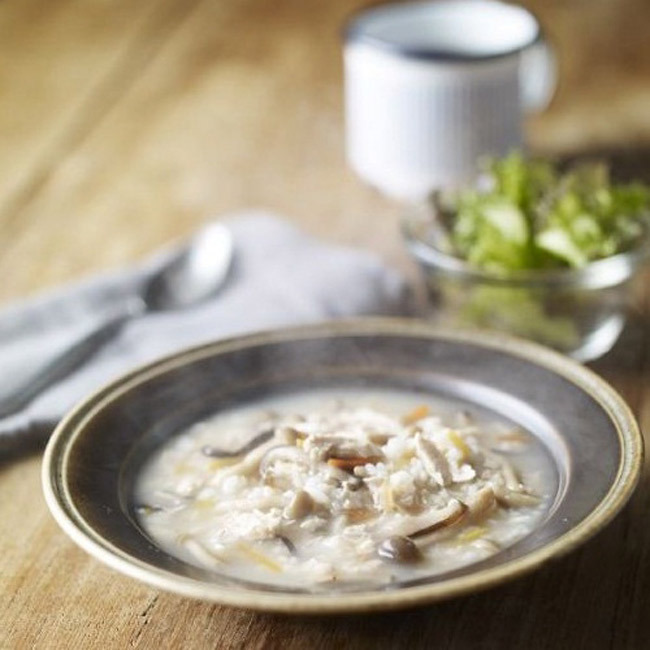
[0,221,233,418]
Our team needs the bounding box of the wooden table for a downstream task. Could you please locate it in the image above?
[2,1,650,647]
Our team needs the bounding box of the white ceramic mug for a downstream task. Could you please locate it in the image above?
[343,0,556,200]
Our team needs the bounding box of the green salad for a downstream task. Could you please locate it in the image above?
[433,152,650,274]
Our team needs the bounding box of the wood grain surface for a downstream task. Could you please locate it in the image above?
[2,1,650,648]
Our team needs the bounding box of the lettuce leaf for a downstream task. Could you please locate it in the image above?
[438,152,650,272]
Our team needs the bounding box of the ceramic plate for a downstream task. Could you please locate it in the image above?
[42,319,642,613]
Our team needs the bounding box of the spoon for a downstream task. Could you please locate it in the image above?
[0,221,233,418]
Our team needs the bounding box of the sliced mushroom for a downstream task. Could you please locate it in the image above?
[209,437,284,482]
[201,428,274,458]
[379,498,467,541]
[377,536,423,564]
[327,440,383,460]
[276,535,297,555]
[408,499,468,539]
[415,433,453,486]
[466,486,496,521]
[367,431,398,445]
[494,488,541,508]
[325,439,383,471]
[327,456,382,471]
[500,459,523,492]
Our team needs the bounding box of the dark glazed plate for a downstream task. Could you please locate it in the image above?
[42,319,642,613]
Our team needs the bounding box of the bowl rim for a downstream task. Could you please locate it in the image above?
[343,0,543,64]
[402,204,650,289]
[42,318,643,614]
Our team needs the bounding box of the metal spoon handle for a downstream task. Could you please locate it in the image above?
[0,299,144,418]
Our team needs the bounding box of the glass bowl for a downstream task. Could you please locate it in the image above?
[402,205,650,362]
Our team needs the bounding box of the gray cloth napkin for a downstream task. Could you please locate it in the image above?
[0,212,412,455]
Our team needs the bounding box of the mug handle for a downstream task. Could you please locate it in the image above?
[520,36,557,113]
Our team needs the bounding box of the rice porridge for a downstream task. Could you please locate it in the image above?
[134,388,557,588]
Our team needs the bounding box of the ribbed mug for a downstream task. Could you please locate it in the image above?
[344,0,556,200]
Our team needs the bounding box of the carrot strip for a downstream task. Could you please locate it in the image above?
[327,456,381,470]
[402,405,430,425]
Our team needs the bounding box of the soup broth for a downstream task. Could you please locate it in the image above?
[134,388,557,589]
